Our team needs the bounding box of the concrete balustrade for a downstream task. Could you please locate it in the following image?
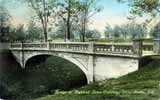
[94,43,133,54]
[10,42,135,56]
[142,43,153,51]
[10,40,157,57]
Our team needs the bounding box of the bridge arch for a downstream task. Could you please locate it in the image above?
[24,53,90,83]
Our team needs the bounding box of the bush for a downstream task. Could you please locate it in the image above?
[89,38,132,43]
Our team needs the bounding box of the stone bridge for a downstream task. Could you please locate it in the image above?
[9,39,160,83]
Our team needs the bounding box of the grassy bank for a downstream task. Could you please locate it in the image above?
[37,56,160,100]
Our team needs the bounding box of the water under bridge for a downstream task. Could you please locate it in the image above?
[8,39,160,83]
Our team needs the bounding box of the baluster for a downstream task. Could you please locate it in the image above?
[85,44,88,50]
[107,46,111,52]
[101,46,104,52]
[53,44,56,49]
[82,44,84,51]
[111,44,115,52]
[74,45,76,51]
[79,44,81,51]
[89,42,94,53]
[117,46,120,52]
[126,47,129,53]
[71,44,74,51]
[53,44,55,49]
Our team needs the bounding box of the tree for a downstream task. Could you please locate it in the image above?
[126,23,146,39]
[0,5,10,28]
[55,0,101,42]
[131,0,160,16]
[112,25,122,39]
[50,19,75,40]
[50,20,67,40]
[26,21,43,41]
[117,0,160,16]
[26,0,57,42]
[9,26,17,42]
[56,0,81,41]
[9,24,26,42]
[0,2,11,42]
[120,24,128,39]
[79,0,102,42]
[85,29,101,39]
[104,24,113,38]
[150,22,160,38]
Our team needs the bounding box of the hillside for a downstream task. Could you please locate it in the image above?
[36,56,160,100]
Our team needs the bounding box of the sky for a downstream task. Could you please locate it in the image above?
[1,0,146,33]
[90,0,131,32]
[90,0,146,33]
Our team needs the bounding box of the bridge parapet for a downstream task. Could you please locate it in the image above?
[10,39,158,57]
[49,42,89,52]
[10,43,22,49]
[94,43,133,55]
[10,41,152,57]
[10,43,49,51]
[142,43,153,51]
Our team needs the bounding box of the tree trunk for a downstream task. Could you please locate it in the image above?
[81,13,85,42]
[82,13,86,42]
[44,28,48,42]
[43,0,48,42]
[67,14,71,41]
[81,2,88,42]
[66,0,71,41]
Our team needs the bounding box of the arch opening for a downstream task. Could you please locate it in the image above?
[139,55,160,69]
[24,54,88,93]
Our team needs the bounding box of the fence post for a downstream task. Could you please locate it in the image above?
[133,39,143,57]
[153,39,160,54]
[89,42,94,53]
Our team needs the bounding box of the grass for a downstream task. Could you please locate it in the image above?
[48,38,153,43]
[36,56,160,100]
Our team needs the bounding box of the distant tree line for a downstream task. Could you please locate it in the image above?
[104,23,146,40]
[2,0,160,43]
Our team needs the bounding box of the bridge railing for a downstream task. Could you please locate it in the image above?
[94,43,133,55]
[142,43,154,55]
[23,43,48,49]
[49,43,89,52]
[10,42,136,56]
[142,43,153,51]
[10,43,22,49]
[10,39,158,57]
[10,43,48,50]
